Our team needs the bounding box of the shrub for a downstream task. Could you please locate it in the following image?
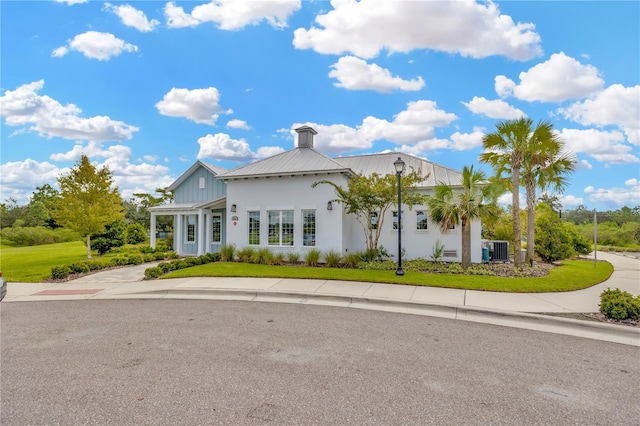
[144,267,163,279]
[113,256,129,266]
[143,253,156,262]
[69,262,90,274]
[139,245,154,254]
[125,223,147,244]
[237,247,256,263]
[203,252,220,263]
[220,244,236,262]
[271,252,286,265]
[342,252,362,269]
[304,249,322,267]
[251,248,273,264]
[324,250,342,268]
[286,252,300,264]
[357,260,396,270]
[126,255,144,265]
[154,252,167,261]
[599,288,640,320]
[431,240,445,262]
[50,265,71,280]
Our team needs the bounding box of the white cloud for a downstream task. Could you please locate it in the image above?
[558,128,639,165]
[289,100,457,154]
[155,87,231,124]
[398,138,450,156]
[560,194,584,208]
[197,133,254,162]
[226,119,251,130]
[575,159,593,170]
[560,84,640,145]
[505,52,604,102]
[104,3,160,32]
[495,75,516,98]
[328,56,424,92]
[0,159,66,203]
[55,0,88,4]
[53,31,138,61]
[256,146,285,158]
[164,2,200,28]
[462,96,525,119]
[293,0,541,60]
[165,0,301,30]
[449,127,485,151]
[0,80,139,142]
[584,180,640,208]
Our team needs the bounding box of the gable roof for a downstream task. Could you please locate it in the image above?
[334,152,463,187]
[217,147,351,179]
[168,160,227,190]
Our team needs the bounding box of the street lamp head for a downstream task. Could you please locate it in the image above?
[394,156,406,175]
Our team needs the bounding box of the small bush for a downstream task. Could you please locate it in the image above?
[304,249,322,267]
[203,252,220,263]
[251,248,273,264]
[600,288,640,320]
[126,255,144,265]
[324,250,342,268]
[154,252,166,261]
[139,245,154,254]
[342,252,362,269]
[113,256,129,266]
[357,260,396,270]
[237,247,256,263]
[220,244,236,262]
[144,267,163,279]
[143,253,156,262]
[126,223,147,244]
[50,265,71,280]
[286,252,300,264]
[69,262,91,274]
[271,252,286,265]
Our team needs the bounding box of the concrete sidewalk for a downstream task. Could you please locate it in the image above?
[3,251,639,346]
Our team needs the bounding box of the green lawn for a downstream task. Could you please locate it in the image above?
[0,241,89,282]
[163,259,614,293]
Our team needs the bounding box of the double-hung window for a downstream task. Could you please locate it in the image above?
[212,214,222,244]
[186,215,196,242]
[302,210,316,247]
[268,210,294,246]
[416,210,428,230]
[392,211,404,230]
[248,211,260,245]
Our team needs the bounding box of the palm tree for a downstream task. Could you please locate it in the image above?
[480,118,533,267]
[427,165,497,269]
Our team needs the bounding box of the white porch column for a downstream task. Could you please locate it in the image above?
[150,213,157,249]
[175,214,183,255]
[197,208,205,256]
[205,212,212,254]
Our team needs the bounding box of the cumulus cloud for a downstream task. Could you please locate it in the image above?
[256,146,285,158]
[0,80,139,142]
[575,159,593,170]
[52,31,138,60]
[462,96,525,119]
[328,56,424,92]
[449,127,485,151]
[293,0,541,60]
[560,194,585,208]
[498,52,604,102]
[584,180,640,208]
[227,119,251,130]
[104,3,160,32]
[155,87,231,125]
[165,0,301,30]
[197,133,254,162]
[560,84,640,145]
[557,128,639,165]
[0,159,66,202]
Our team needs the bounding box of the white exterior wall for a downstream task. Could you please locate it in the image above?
[224,174,349,254]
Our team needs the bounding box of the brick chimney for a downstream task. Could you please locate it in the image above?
[295,125,317,149]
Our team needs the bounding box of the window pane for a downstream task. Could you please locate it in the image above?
[392,211,403,230]
[282,211,294,246]
[248,211,260,245]
[416,210,428,230]
[187,215,196,242]
[370,211,378,229]
[303,210,316,247]
[268,211,280,245]
[212,215,221,243]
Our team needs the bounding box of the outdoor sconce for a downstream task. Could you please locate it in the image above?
[327,201,333,210]
[230,204,237,212]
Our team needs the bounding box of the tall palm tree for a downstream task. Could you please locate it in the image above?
[427,165,497,269]
[480,118,533,267]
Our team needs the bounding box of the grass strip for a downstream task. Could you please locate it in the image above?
[162,259,613,293]
[0,241,89,282]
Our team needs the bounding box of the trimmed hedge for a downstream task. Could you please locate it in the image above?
[599,288,640,320]
[143,252,220,280]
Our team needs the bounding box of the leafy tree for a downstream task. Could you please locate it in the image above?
[427,165,498,269]
[534,203,573,262]
[53,155,124,259]
[126,222,147,244]
[30,184,61,228]
[313,169,426,252]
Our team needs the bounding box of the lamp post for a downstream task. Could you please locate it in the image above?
[394,156,406,276]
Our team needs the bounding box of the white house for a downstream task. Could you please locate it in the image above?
[150,126,483,264]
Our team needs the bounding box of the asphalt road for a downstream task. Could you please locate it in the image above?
[1,300,638,425]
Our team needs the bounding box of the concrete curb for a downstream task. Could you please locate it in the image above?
[134,287,640,347]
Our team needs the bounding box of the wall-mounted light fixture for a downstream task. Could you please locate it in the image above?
[327,201,333,210]
[230,204,237,212]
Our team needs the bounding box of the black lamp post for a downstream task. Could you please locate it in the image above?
[394,156,406,276]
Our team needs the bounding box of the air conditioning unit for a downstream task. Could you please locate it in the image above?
[482,240,509,263]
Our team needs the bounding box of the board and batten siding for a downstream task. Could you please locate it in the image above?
[174,164,227,203]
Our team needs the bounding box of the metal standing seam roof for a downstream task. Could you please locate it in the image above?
[334,152,463,188]
[216,147,351,179]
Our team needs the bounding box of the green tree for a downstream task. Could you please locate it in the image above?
[53,155,124,259]
[427,165,498,269]
[312,170,426,252]
[534,203,573,262]
[30,184,61,228]
[521,123,574,264]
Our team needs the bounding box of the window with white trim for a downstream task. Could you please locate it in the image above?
[392,211,404,230]
[212,214,222,244]
[302,210,316,247]
[268,210,294,246]
[186,215,196,242]
[416,210,428,230]
[370,211,379,229]
[248,211,260,245]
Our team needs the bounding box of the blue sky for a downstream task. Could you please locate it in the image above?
[1,0,638,210]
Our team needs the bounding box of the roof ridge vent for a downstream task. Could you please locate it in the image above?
[295,125,317,149]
